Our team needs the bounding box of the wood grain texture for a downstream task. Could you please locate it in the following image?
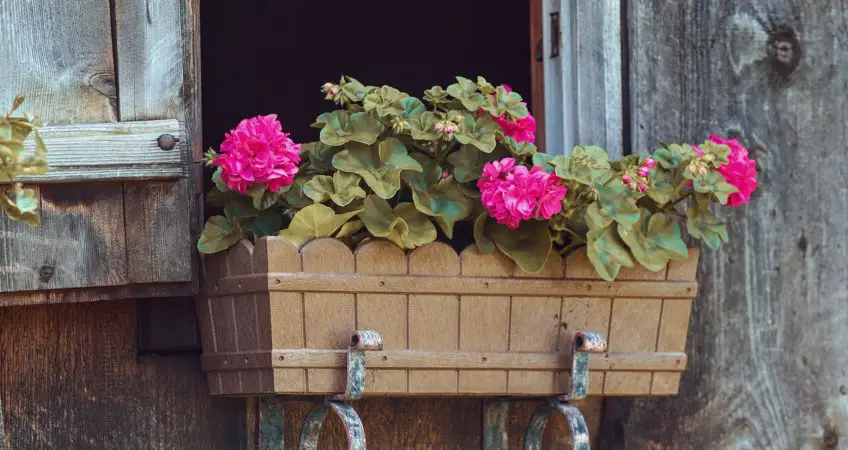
[0,0,129,294]
[602,1,848,448]
[9,120,186,183]
[0,301,245,449]
[114,0,198,286]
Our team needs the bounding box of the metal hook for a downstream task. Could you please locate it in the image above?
[524,400,590,450]
[298,401,366,450]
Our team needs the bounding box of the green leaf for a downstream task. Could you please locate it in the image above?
[335,220,364,239]
[645,165,675,205]
[653,144,697,169]
[481,85,528,119]
[551,146,612,185]
[223,197,259,220]
[0,183,40,227]
[301,141,343,172]
[687,196,729,249]
[197,215,243,254]
[302,172,367,206]
[501,136,536,156]
[241,208,284,239]
[597,180,641,228]
[532,153,556,172]
[319,110,382,146]
[279,204,363,249]
[455,112,499,153]
[206,189,239,207]
[698,140,731,166]
[447,144,506,183]
[408,111,439,141]
[246,184,287,210]
[692,171,738,205]
[586,225,634,281]
[473,211,495,254]
[283,177,315,209]
[618,209,687,272]
[410,176,475,238]
[359,195,436,249]
[332,138,423,199]
[489,220,552,273]
[446,76,484,111]
[585,202,612,231]
[363,86,412,117]
[212,167,229,192]
[423,86,449,104]
[339,76,372,103]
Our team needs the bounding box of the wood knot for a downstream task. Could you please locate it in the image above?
[87,72,117,98]
[767,26,801,76]
[38,264,54,283]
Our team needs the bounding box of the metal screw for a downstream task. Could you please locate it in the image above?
[157,134,179,150]
[38,265,54,282]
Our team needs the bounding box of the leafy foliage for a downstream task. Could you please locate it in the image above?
[0,96,48,227]
[200,76,756,282]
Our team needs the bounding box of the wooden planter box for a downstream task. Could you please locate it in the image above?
[198,237,698,398]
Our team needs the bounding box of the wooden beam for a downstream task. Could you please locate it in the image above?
[206,273,698,299]
[10,119,186,183]
[201,350,687,372]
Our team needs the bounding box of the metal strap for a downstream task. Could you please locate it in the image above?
[298,401,366,450]
[258,397,285,450]
[524,400,590,450]
[562,331,607,402]
[335,330,383,401]
[483,400,510,450]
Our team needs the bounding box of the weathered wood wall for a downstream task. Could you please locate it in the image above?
[600,1,848,448]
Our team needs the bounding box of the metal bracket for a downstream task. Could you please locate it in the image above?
[296,330,382,449]
[562,331,607,402]
[482,331,607,450]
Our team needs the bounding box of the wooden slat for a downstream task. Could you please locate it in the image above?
[603,371,652,396]
[209,273,699,299]
[10,120,186,183]
[203,350,687,372]
[607,297,663,352]
[301,238,355,393]
[408,243,460,394]
[355,240,408,394]
[458,247,511,394]
[0,0,130,294]
[253,238,305,393]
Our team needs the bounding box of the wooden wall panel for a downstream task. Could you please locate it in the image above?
[0,301,245,449]
[602,1,848,448]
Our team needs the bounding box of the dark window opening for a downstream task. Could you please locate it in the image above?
[201,1,532,152]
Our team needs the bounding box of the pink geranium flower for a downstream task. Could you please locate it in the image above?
[709,135,758,207]
[477,157,567,229]
[487,84,537,144]
[214,114,301,193]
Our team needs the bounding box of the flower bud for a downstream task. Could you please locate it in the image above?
[638,167,651,178]
[621,174,632,184]
[444,123,457,134]
[637,183,647,192]
[643,158,656,168]
[434,122,445,132]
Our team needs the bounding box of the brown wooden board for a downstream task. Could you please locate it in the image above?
[0,300,245,449]
[600,1,848,448]
[200,237,698,397]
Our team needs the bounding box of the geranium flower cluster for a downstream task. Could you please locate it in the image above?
[709,135,758,207]
[488,85,537,144]
[213,114,301,193]
[477,157,567,229]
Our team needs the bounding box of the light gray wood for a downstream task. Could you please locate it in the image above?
[0,0,131,293]
[543,0,623,158]
[602,2,848,448]
[114,0,200,284]
[9,120,186,183]
[574,0,623,158]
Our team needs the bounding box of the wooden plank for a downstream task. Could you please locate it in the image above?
[301,238,355,393]
[0,301,245,449]
[603,2,848,447]
[407,242,460,394]
[574,0,623,158]
[607,298,662,352]
[228,241,262,393]
[0,0,130,294]
[7,120,186,183]
[210,273,699,299]
[458,247,511,394]
[603,371,652,396]
[254,238,305,393]
[355,240,408,394]
[113,0,198,286]
[204,350,687,372]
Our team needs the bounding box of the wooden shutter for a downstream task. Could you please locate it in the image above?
[539,0,624,158]
[0,0,201,305]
